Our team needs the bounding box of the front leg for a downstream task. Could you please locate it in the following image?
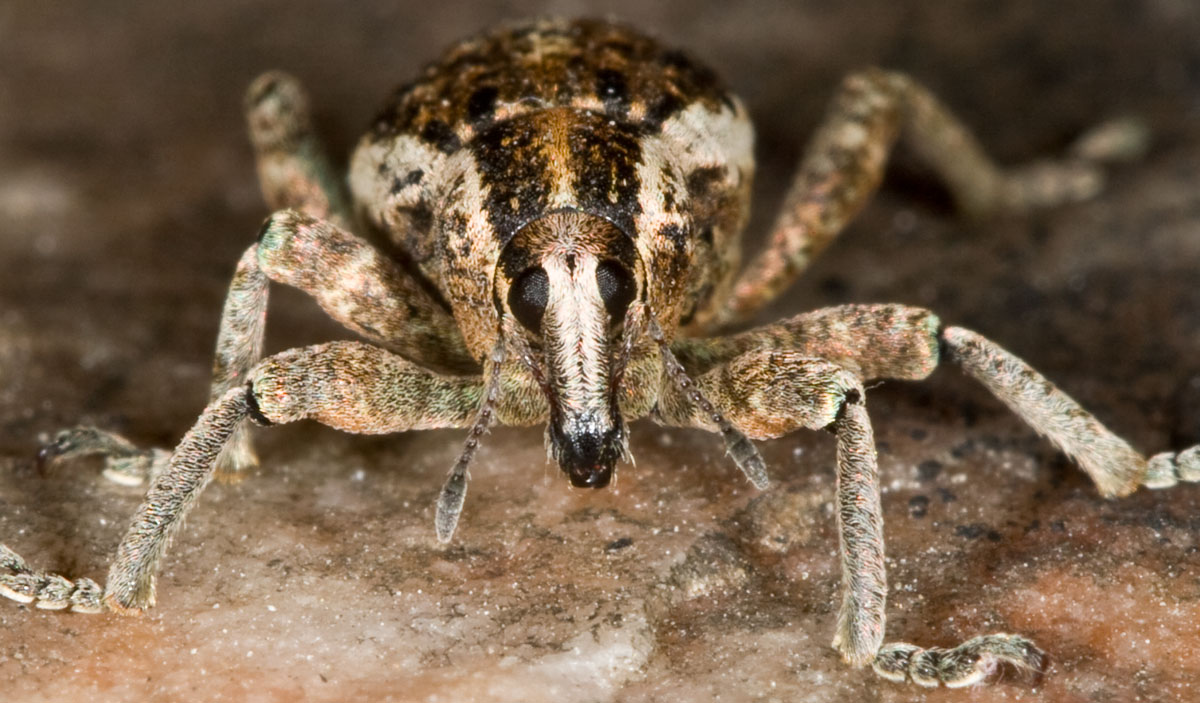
[656,348,1044,685]
[210,210,474,476]
[3,342,481,613]
[665,305,1199,685]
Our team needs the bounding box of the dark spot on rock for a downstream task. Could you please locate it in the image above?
[605,537,633,551]
[954,523,988,540]
[936,487,957,503]
[908,495,930,518]
[917,459,943,481]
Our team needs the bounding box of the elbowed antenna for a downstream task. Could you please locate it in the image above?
[435,339,506,542]
[643,308,770,490]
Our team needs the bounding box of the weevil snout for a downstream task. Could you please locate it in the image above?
[550,421,624,488]
[498,211,641,488]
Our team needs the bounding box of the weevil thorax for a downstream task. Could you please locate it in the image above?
[348,18,755,484]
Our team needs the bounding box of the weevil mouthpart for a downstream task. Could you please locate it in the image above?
[550,419,624,489]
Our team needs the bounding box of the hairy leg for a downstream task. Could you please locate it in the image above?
[245,71,351,227]
[716,68,1148,325]
[662,304,1196,685]
[207,71,352,475]
[40,73,364,482]
[3,342,481,613]
[47,208,474,485]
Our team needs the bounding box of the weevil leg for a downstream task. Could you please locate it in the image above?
[206,210,474,478]
[207,71,350,476]
[3,342,482,613]
[675,303,1199,495]
[245,71,352,227]
[36,426,170,486]
[44,208,474,484]
[664,304,1196,685]
[656,350,895,667]
[211,71,465,478]
[716,68,1148,325]
[941,326,1200,496]
[37,72,380,482]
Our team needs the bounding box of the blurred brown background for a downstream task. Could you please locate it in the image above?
[1,2,1198,702]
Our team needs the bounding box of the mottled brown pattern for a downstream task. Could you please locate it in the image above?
[257,210,474,372]
[368,18,731,148]
[468,109,645,244]
[250,342,481,432]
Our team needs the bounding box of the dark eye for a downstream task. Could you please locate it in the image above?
[509,266,549,333]
[596,260,636,326]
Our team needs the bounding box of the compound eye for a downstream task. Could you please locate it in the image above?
[596,260,636,326]
[509,266,550,333]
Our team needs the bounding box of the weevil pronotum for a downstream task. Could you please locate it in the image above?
[2,17,1197,688]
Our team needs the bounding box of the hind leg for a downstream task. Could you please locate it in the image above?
[715,68,1148,326]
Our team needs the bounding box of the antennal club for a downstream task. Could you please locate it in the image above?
[644,310,769,490]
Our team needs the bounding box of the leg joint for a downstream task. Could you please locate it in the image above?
[244,383,273,427]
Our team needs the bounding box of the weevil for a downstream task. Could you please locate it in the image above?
[2,17,1197,688]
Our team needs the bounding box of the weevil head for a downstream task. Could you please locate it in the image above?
[496,211,644,488]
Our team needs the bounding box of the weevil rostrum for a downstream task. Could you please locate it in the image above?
[2,18,1197,688]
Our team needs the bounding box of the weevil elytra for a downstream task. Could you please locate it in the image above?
[2,17,1197,688]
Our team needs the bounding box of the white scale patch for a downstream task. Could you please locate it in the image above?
[633,100,755,322]
[348,134,446,233]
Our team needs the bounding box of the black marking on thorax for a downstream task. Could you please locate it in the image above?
[470,109,645,244]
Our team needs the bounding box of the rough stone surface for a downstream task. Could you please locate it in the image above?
[2,1,1199,702]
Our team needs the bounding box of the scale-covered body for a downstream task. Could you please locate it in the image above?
[348,19,754,360]
[6,15,1189,692]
